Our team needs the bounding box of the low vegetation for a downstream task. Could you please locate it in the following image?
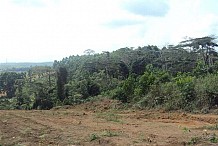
[96,111,122,123]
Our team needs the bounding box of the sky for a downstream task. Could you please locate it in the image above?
[0,0,218,63]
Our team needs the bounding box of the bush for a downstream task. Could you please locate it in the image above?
[63,94,85,105]
[195,74,218,108]
[136,72,156,96]
[110,75,136,103]
[137,82,182,110]
[111,87,128,103]
[137,73,198,111]
[159,82,183,110]
[173,73,196,109]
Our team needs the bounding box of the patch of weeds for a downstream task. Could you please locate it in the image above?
[209,133,218,143]
[39,134,47,144]
[89,130,120,142]
[187,136,201,145]
[138,132,146,142]
[101,130,119,137]
[89,133,100,141]
[132,132,146,143]
[39,134,47,139]
[132,140,140,144]
[96,112,122,123]
[204,124,218,130]
[63,111,69,115]
[20,127,32,135]
[182,127,191,133]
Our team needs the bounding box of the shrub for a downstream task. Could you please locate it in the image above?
[111,87,127,103]
[137,82,182,110]
[173,73,196,110]
[195,74,218,109]
[137,73,198,111]
[111,75,136,103]
[89,133,99,141]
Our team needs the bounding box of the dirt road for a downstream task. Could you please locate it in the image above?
[1,100,218,146]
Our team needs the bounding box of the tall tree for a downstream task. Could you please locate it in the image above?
[84,49,95,55]
[0,72,25,98]
[56,67,68,101]
[174,36,218,67]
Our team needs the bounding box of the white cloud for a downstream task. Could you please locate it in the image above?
[121,0,169,17]
[132,0,218,46]
[0,0,218,62]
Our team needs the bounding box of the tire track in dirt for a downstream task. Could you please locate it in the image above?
[0,110,99,146]
[1,107,218,146]
[0,111,58,145]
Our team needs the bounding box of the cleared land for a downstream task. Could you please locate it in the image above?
[1,99,218,146]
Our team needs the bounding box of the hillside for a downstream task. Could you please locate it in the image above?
[0,36,218,113]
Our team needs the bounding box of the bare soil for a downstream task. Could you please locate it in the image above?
[1,99,218,146]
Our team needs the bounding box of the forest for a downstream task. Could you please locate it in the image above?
[1,36,218,113]
[0,62,53,72]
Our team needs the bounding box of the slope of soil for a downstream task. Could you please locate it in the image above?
[1,99,218,146]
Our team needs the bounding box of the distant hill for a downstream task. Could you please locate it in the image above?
[0,62,53,72]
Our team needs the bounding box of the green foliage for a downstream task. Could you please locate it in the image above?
[193,61,208,76]
[161,84,182,110]
[0,97,17,109]
[122,76,135,96]
[136,71,156,96]
[187,136,200,145]
[0,66,56,110]
[174,73,195,109]
[0,72,25,98]
[89,133,99,141]
[204,124,218,130]
[112,65,171,103]
[57,67,68,101]
[1,37,218,112]
[87,80,101,97]
[182,127,191,133]
[96,111,122,123]
[137,82,181,110]
[111,87,127,103]
[195,74,218,108]
[16,85,35,109]
[137,72,197,111]
[111,75,137,103]
[74,79,100,99]
[209,134,218,143]
[101,130,119,137]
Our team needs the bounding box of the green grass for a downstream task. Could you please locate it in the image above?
[89,129,120,142]
[95,111,122,123]
[186,132,218,145]
[101,130,119,137]
[182,127,191,133]
[203,124,218,130]
[89,133,99,141]
[187,136,201,145]
[209,133,218,143]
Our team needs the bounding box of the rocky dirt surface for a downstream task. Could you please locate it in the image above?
[1,99,218,146]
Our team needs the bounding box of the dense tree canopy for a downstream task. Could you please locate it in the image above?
[1,36,218,112]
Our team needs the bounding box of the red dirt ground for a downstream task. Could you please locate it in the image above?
[1,99,218,146]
